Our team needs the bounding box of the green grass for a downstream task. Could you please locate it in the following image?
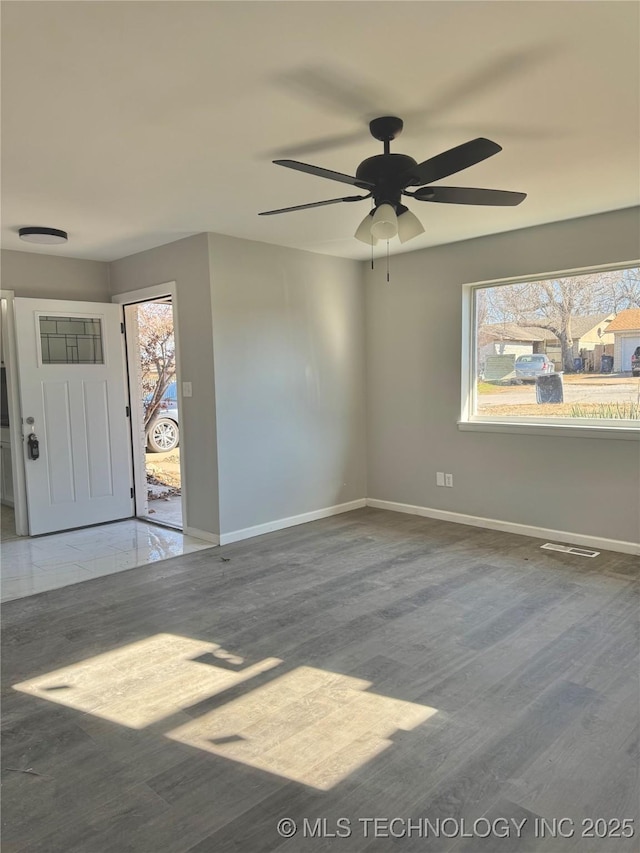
[477,380,513,394]
[569,402,640,419]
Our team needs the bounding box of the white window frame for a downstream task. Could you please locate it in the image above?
[459,260,640,441]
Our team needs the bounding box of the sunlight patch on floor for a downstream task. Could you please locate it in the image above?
[14,633,437,790]
[13,634,281,728]
[166,665,437,790]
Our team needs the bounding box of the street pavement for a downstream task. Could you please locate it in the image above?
[478,374,639,408]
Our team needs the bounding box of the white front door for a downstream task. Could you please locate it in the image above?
[15,298,133,535]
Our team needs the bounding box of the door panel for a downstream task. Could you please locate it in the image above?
[84,380,114,497]
[15,298,133,535]
[42,380,75,504]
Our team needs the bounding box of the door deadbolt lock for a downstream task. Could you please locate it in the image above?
[27,433,40,460]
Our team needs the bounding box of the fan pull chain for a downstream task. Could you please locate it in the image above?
[370,197,375,270]
[386,240,390,283]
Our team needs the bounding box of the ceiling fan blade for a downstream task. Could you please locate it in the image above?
[258,195,369,216]
[401,138,502,187]
[410,186,526,206]
[274,159,374,189]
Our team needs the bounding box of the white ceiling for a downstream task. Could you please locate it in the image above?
[2,1,639,262]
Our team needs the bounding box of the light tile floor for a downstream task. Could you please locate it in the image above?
[0,514,215,603]
[1,505,25,543]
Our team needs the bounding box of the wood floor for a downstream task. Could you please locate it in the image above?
[1,508,638,852]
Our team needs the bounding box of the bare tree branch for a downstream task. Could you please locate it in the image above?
[137,302,176,429]
[487,272,625,371]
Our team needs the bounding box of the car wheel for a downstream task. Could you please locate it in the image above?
[146,418,179,453]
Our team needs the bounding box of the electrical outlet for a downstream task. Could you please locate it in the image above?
[436,472,445,487]
[445,473,453,487]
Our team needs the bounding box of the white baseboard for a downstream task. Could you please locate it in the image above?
[366,498,640,556]
[192,496,638,556]
[219,498,367,546]
[183,526,220,546]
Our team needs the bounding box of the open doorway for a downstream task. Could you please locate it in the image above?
[1,296,20,540]
[123,293,184,531]
[1,292,31,539]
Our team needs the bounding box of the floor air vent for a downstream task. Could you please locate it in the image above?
[541,543,600,558]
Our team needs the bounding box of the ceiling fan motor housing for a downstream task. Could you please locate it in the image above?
[261,116,526,221]
[356,153,418,208]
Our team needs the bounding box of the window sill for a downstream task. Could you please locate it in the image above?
[458,419,640,440]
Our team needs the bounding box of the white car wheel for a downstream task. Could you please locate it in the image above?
[147,418,179,453]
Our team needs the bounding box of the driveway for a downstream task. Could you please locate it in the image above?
[145,448,182,528]
[145,448,181,489]
[478,374,640,409]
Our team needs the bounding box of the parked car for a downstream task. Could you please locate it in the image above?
[632,346,640,377]
[515,354,555,382]
[145,382,179,452]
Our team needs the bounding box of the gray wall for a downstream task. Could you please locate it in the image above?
[1,249,110,301]
[365,207,640,545]
[109,234,220,537]
[5,207,638,546]
[208,234,366,535]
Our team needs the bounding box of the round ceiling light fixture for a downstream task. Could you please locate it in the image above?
[19,226,68,245]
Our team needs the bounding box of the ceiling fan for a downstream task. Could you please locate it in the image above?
[259,116,526,245]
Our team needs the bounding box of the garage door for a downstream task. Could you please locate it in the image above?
[620,336,640,372]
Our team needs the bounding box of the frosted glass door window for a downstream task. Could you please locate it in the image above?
[39,316,104,364]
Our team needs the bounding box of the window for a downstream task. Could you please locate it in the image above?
[39,315,104,365]
[461,263,640,435]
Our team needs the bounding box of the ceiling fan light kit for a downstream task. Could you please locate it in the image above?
[354,211,378,246]
[370,203,398,240]
[397,207,426,244]
[260,115,526,246]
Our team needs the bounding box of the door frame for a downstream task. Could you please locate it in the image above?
[112,282,187,530]
[0,290,28,535]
